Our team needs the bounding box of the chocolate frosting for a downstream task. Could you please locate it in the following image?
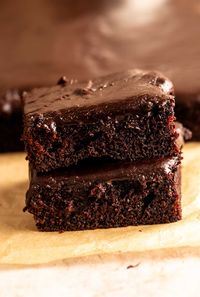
[24,69,174,116]
[31,156,179,183]
[0,0,200,97]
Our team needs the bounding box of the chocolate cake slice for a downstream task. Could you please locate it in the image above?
[25,155,181,231]
[23,69,179,172]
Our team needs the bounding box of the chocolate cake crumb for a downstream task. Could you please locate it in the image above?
[73,88,91,96]
[127,263,140,269]
[57,76,68,86]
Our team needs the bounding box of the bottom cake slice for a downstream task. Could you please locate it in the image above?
[25,156,181,231]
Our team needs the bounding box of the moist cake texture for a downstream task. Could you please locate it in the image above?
[23,69,179,172]
[25,156,181,231]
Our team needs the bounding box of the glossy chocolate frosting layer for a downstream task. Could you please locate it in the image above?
[30,156,180,184]
[24,69,173,116]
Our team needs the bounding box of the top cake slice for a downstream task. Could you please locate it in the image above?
[23,69,179,172]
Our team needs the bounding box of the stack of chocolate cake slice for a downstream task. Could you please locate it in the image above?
[23,69,183,231]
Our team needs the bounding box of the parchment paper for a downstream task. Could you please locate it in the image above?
[0,143,199,265]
